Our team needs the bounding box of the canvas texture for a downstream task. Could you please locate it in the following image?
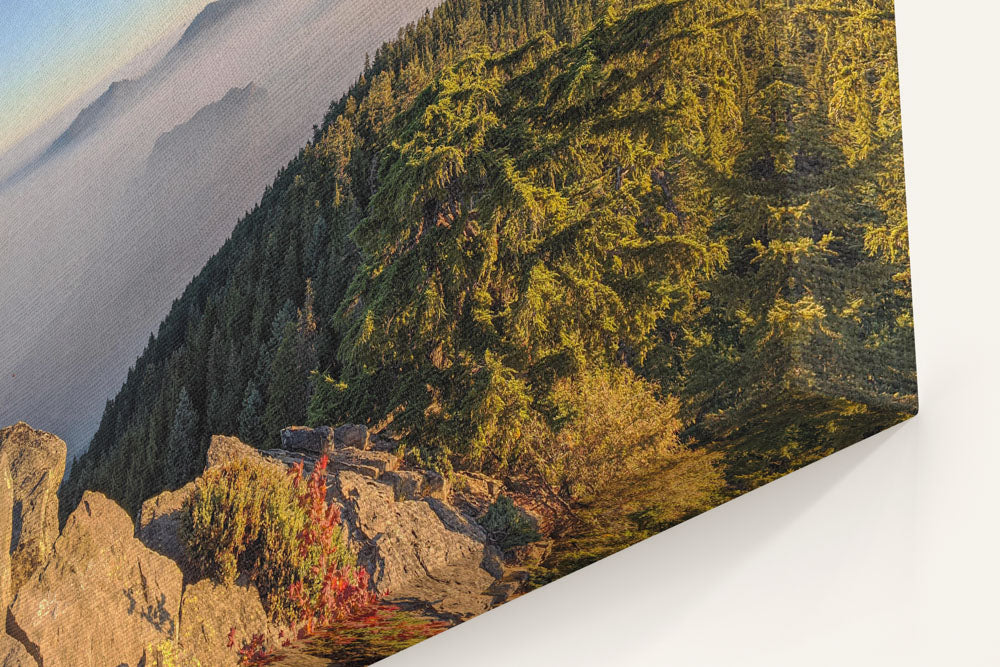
[0,0,915,665]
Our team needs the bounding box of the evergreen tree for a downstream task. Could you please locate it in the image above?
[166,387,198,488]
[61,0,915,520]
[238,382,266,447]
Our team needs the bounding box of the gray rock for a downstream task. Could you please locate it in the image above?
[452,471,505,518]
[368,434,400,453]
[8,492,183,667]
[455,472,503,499]
[0,423,66,593]
[333,424,370,450]
[331,471,501,621]
[279,426,334,454]
[382,470,451,502]
[329,447,399,478]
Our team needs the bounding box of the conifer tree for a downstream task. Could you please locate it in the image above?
[238,382,266,447]
[61,0,916,518]
[166,387,198,488]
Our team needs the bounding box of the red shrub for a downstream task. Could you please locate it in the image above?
[286,455,379,635]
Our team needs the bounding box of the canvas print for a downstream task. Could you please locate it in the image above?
[0,0,916,664]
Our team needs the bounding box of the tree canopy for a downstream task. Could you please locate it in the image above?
[61,0,915,520]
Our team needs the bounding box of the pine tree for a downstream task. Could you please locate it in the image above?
[263,284,319,439]
[166,387,198,488]
[238,382,266,447]
[62,0,916,518]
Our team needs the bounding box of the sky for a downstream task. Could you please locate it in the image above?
[0,0,207,153]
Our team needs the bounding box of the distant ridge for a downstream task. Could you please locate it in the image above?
[145,82,267,172]
[174,0,250,49]
[0,0,258,191]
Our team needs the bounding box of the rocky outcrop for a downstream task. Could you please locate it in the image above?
[279,424,373,454]
[331,447,399,479]
[0,424,66,592]
[205,434,275,470]
[178,578,270,667]
[268,446,400,481]
[8,492,182,667]
[383,469,450,502]
[250,432,514,621]
[333,424,370,450]
[330,470,503,621]
[138,482,198,582]
[0,452,14,613]
[0,635,35,667]
[452,471,505,518]
[0,424,519,664]
[140,435,283,583]
[280,426,334,454]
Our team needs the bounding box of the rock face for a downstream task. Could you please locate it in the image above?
[0,635,35,667]
[0,423,66,592]
[0,426,522,664]
[330,470,503,621]
[383,469,450,502]
[279,424,373,453]
[0,452,14,613]
[258,437,510,621]
[205,434,272,469]
[333,424,369,450]
[330,447,399,479]
[268,446,400,481]
[178,578,270,667]
[452,471,505,518]
[8,491,183,667]
[280,426,334,454]
[138,483,198,582]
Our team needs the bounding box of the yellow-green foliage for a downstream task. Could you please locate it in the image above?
[65,0,915,534]
[144,640,202,667]
[182,459,352,622]
[525,368,724,582]
[530,368,717,508]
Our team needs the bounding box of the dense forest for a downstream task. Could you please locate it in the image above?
[61,0,916,546]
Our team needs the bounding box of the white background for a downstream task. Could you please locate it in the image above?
[381,1,1000,665]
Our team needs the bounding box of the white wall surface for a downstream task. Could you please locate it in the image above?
[380,1,1000,664]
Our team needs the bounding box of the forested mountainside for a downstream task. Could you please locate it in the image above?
[62,0,915,520]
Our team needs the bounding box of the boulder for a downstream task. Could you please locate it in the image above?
[279,426,334,454]
[0,424,66,592]
[368,433,400,453]
[0,452,14,613]
[331,471,502,621]
[452,471,505,518]
[138,482,198,582]
[382,470,450,502]
[178,578,270,666]
[205,434,269,470]
[333,424,369,450]
[8,492,183,667]
[329,447,399,479]
[455,472,503,500]
[0,635,35,667]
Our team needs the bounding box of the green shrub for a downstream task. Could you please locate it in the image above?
[533,367,687,504]
[182,458,354,624]
[478,495,539,551]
